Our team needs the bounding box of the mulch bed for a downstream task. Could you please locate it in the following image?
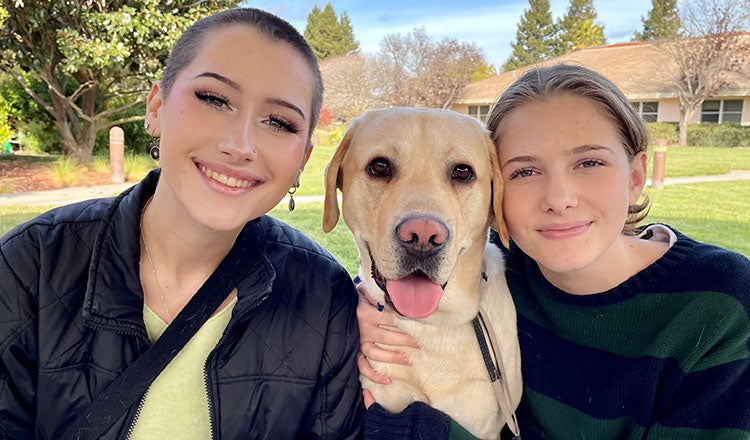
[0,155,114,194]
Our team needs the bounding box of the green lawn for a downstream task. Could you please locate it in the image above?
[647,146,750,178]
[2,146,749,273]
[645,180,750,257]
[298,145,335,197]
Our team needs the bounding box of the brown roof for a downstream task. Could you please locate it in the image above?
[458,36,750,105]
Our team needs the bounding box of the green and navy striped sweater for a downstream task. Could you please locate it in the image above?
[364,225,750,439]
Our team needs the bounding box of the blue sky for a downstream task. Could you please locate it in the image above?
[251,0,656,68]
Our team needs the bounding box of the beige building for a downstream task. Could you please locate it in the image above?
[452,37,750,126]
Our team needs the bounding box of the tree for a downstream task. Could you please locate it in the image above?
[0,0,239,163]
[635,0,683,41]
[0,73,63,154]
[503,0,560,71]
[319,54,387,119]
[304,2,359,60]
[375,28,492,109]
[660,0,749,145]
[557,0,606,51]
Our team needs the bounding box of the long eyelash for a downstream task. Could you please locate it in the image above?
[269,113,300,134]
[193,89,229,108]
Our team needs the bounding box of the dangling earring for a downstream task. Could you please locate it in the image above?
[149,140,160,161]
[144,118,160,160]
[287,182,299,211]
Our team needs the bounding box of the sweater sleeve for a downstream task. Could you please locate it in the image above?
[646,293,750,438]
[0,234,38,439]
[364,402,483,440]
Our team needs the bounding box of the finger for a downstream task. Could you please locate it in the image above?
[358,352,392,385]
[362,388,375,409]
[357,297,395,327]
[361,341,410,365]
[360,324,419,349]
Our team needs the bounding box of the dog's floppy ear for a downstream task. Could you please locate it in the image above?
[322,120,359,233]
[488,136,510,248]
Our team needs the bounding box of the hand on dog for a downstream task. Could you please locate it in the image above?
[362,388,376,409]
[357,284,419,385]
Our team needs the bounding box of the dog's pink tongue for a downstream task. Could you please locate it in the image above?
[386,275,443,318]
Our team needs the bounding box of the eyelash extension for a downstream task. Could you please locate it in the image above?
[193,89,229,109]
[268,113,300,134]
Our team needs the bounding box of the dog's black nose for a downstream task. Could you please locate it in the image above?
[395,217,449,257]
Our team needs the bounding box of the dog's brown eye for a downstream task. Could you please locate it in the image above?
[452,164,474,182]
[368,158,392,177]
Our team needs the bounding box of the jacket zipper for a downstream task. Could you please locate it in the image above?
[204,362,217,440]
[124,391,148,440]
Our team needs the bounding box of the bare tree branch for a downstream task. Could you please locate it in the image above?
[658,0,750,145]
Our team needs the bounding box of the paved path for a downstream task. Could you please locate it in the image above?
[1,170,749,208]
[646,169,750,186]
[0,182,327,208]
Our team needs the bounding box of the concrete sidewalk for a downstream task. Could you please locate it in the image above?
[0,182,135,207]
[0,182,326,208]
[1,170,749,208]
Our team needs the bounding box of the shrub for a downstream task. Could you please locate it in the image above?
[17,120,63,154]
[318,123,348,147]
[48,156,79,186]
[123,152,156,182]
[92,156,111,174]
[318,107,336,129]
[647,122,678,145]
[0,117,11,146]
[687,123,750,147]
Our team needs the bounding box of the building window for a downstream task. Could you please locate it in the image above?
[701,99,743,123]
[468,105,490,123]
[632,101,659,122]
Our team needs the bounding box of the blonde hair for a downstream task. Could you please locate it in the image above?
[487,63,650,234]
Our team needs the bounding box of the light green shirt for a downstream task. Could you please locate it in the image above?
[128,298,236,439]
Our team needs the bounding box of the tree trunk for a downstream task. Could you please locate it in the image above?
[678,113,689,146]
[52,109,98,165]
[678,104,697,147]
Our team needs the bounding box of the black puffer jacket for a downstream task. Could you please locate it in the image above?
[0,171,363,439]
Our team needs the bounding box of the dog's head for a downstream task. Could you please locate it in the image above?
[323,107,508,324]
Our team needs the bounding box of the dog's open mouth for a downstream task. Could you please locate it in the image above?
[370,253,444,319]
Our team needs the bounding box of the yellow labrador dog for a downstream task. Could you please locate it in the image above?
[322,107,522,439]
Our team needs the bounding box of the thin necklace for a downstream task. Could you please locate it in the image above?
[140,197,174,323]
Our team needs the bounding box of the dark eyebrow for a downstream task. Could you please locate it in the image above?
[265,97,306,121]
[194,71,241,91]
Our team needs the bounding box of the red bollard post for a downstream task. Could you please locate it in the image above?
[651,139,667,189]
[109,127,125,183]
